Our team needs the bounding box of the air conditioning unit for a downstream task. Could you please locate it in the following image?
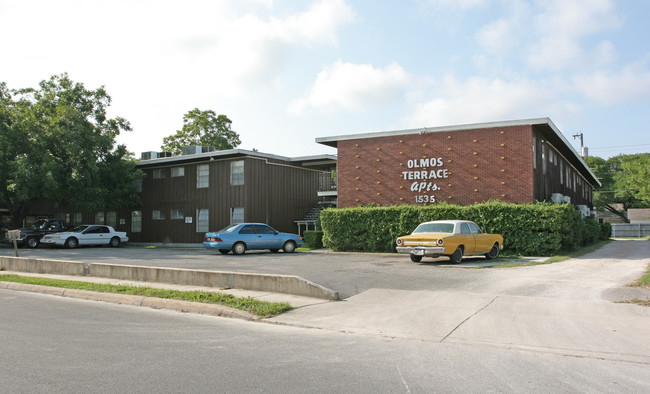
[551,193,563,203]
[158,151,172,158]
[181,145,202,155]
[562,196,571,203]
[577,205,590,217]
[140,151,159,160]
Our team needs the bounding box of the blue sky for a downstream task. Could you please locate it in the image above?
[2,0,649,159]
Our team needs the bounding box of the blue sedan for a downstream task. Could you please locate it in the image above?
[203,223,304,255]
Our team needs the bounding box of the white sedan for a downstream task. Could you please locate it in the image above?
[40,225,129,248]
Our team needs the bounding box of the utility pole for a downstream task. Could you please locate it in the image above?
[573,132,587,157]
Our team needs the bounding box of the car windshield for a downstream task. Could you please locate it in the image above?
[71,225,89,233]
[218,224,241,233]
[31,220,48,230]
[413,223,454,234]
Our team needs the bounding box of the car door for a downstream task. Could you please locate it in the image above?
[469,222,491,253]
[237,225,259,249]
[254,225,283,249]
[80,226,102,245]
[460,222,476,254]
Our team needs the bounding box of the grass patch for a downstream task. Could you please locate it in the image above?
[0,274,292,318]
[629,263,650,289]
[488,239,613,268]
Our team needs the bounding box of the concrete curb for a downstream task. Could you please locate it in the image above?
[0,281,258,320]
[0,256,339,300]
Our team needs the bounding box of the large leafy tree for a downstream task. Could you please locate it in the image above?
[585,153,650,222]
[0,74,143,227]
[160,109,240,155]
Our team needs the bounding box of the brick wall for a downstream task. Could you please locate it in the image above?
[337,125,535,207]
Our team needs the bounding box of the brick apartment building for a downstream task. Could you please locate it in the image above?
[316,118,600,213]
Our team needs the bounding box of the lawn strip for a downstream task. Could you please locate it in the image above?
[488,240,613,268]
[0,274,292,317]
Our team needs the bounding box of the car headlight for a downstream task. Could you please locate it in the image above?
[437,238,444,246]
[396,238,403,246]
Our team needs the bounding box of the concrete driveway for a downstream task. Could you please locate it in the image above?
[269,240,650,364]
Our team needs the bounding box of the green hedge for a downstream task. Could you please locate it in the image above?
[303,230,324,249]
[320,201,606,256]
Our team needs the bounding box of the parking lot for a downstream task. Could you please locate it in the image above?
[2,240,648,301]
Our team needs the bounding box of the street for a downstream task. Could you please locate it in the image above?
[2,290,649,393]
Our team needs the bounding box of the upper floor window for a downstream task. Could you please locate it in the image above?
[171,167,185,177]
[197,164,209,188]
[153,169,166,179]
[231,160,244,186]
[133,178,143,192]
[170,209,184,220]
[152,210,166,220]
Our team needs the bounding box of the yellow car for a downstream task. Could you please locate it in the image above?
[396,220,503,263]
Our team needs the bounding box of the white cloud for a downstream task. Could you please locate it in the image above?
[527,0,621,70]
[404,75,578,127]
[288,61,412,113]
[573,57,650,104]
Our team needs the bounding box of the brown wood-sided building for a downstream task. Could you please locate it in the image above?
[128,149,336,244]
[316,118,600,213]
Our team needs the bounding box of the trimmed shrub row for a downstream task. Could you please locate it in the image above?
[320,201,609,256]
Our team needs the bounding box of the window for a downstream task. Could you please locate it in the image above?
[468,222,482,234]
[107,211,117,227]
[231,160,244,186]
[231,207,244,224]
[170,209,184,220]
[541,144,546,174]
[532,137,536,169]
[461,223,471,234]
[560,162,564,184]
[95,212,105,224]
[132,211,142,233]
[197,164,209,188]
[133,178,143,192]
[74,212,83,225]
[197,209,209,232]
[153,210,166,220]
[171,167,185,177]
[153,169,166,179]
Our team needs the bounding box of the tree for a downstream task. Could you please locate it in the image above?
[0,74,143,227]
[585,153,650,222]
[160,109,240,155]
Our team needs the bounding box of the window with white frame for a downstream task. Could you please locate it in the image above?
[231,207,244,224]
[171,167,185,177]
[132,211,142,233]
[197,164,209,188]
[153,169,166,179]
[170,209,184,220]
[107,211,117,227]
[152,210,166,220]
[95,212,105,224]
[231,160,244,186]
[197,209,209,232]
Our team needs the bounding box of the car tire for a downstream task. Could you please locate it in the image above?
[109,237,121,247]
[65,237,78,249]
[282,241,296,253]
[269,249,279,253]
[232,242,246,255]
[218,249,230,255]
[485,243,500,260]
[410,254,423,263]
[449,246,463,264]
[26,237,39,248]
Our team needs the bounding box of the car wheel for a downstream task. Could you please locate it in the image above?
[449,246,463,264]
[269,249,279,253]
[109,237,121,247]
[232,242,246,255]
[282,241,296,253]
[410,254,423,263]
[218,249,230,255]
[65,237,78,249]
[485,243,500,260]
[26,237,39,248]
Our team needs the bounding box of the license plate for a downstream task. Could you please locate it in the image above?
[413,249,424,256]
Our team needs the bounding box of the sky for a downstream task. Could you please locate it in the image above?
[1,0,649,159]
